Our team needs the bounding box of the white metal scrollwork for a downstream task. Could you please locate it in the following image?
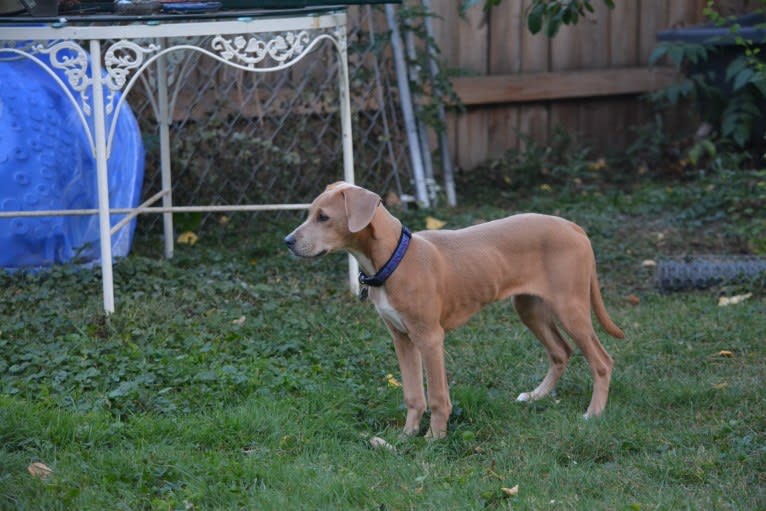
[104,40,160,114]
[37,41,92,114]
[210,31,314,69]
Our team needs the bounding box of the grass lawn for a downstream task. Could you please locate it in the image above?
[1,170,764,510]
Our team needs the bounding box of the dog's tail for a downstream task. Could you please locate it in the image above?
[590,269,625,339]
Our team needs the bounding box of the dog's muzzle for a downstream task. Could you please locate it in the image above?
[284,234,326,258]
[284,234,297,252]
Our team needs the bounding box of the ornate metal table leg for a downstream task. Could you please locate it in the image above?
[156,38,175,260]
[90,39,116,314]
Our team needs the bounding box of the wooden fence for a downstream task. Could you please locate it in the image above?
[427,0,714,169]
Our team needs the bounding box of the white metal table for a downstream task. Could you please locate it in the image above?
[0,7,359,313]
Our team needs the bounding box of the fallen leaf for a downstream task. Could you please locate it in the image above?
[218,215,230,225]
[385,373,401,388]
[716,350,734,358]
[369,436,395,451]
[426,216,446,230]
[232,316,246,325]
[641,259,656,268]
[539,184,552,192]
[588,158,607,171]
[712,382,729,389]
[177,231,198,246]
[501,485,519,497]
[718,293,752,307]
[624,294,640,306]
[27,462,52,479]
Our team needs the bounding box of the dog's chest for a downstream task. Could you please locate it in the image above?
[372,289,407,333]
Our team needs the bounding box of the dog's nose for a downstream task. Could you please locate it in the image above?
[284,234,296,249]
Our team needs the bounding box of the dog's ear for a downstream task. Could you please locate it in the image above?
[325,181,347,191]
[343,186,381,233]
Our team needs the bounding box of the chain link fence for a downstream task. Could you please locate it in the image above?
[127,6,417,230]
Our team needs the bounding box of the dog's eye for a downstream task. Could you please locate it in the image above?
[317,212,330,223]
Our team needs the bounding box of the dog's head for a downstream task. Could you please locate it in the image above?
[284,182,381,258]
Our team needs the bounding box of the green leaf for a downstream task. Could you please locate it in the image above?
[701,139,717,157]
[648,45,668,67]
[752,77,766,97]
[546,19,562,38]
[686,45,709,65]
[668,45,687,67]
[688,143,704,165]
[725,56,750,82]
[459,0,482,18]
[527,4,544,34]
[733,68,755,91]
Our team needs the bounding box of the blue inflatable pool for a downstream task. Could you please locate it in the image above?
[0,50,144,269]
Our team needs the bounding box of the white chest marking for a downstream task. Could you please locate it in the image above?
[374,289,407,333]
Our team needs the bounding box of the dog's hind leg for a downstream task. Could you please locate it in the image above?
[513,295,573,403]
[553,303,613,418]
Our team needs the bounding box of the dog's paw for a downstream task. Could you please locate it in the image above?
[399,427,419,439]
[424,428,447,441]
[516,392,532,402]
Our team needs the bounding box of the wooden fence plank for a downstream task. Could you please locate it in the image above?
[487,0,523,160]
[549,4,593,144]
[429,0,460,170]
[451,67,681,105]
[605,0,641,151]
[456,3,489,169]
[639,0,670,65]
[610,1,640,67]
[518,0,550,150]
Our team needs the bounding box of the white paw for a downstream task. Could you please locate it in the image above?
[516,392,532,402]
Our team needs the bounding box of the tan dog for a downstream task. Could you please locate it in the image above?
[285,182,624,439]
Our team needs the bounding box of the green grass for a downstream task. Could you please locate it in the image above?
[1,172,764,510]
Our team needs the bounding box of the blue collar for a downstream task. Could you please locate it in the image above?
[358,226,411,288]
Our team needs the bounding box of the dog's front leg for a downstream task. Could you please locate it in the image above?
[417,329,452,440]
[390,329,426,436]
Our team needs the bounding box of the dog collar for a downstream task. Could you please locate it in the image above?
[359,226,411,289]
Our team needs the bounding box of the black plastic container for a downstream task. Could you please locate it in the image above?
[657,13,766,142]
[656,12,766,94]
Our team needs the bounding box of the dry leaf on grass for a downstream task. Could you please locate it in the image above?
[369,436,395,451]
[501,485,519,497]
[27,462,52,479]
[624,294,640,305]
[385,373,401,388]
[177,231,198,246]
[716,350,734,358]
[425,216,446,230]
[718,293,752,306]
